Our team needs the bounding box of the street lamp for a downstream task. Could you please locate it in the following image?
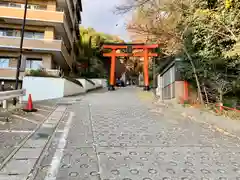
[15,0,28,90]
[13,0,28,105]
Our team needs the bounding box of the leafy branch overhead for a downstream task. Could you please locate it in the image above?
[76,26,125,78]
[79,26,124,60]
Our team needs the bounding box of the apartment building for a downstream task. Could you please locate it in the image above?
[0,0,82,82]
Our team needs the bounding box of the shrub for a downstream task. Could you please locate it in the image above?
[25,68,57,77]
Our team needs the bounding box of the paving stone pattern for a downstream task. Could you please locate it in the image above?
[0,105,66,180]
[36,88,240,180]
[0,132,27,164]
[0,102,55,170]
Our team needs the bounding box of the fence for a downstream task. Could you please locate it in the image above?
[0,89,26,109]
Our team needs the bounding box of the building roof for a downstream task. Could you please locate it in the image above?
[158,55,175,74]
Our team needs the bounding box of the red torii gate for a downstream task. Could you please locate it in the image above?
[102,43,159,91]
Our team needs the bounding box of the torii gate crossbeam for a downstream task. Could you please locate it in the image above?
[102,43,159,91]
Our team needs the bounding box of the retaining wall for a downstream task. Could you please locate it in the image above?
[22,76,106,101]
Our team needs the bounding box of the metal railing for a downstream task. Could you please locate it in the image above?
[0,89,26,109]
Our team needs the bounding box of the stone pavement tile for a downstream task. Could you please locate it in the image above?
[97,147,240,179]
[64,104,93,148]
[35,147,99,180]
[0,174,28,180]
[33,104,55,111]
[64,132,93,148]
[90,105,240,148]
[0,132,29,164]
[13,148,43,159]
[0,158,36,175]
[55,148,99,180]
[23,139,47,148]
[9,103,54,124]
[33,132,62,180]
[22,99,58,109]
[34,126,55,139]
[33,88,240,179]
[0,117,36,131]
[0,104,66,179]
[0,101,55,132]
[64,120,93,148]
[54,106,67,113]
[12,109,50,121]
[34,121,93,180]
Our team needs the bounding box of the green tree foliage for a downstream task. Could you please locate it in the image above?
[180,0,240,103]
[77,26,125,78]
[118,0,240,104]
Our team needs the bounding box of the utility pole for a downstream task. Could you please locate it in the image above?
[13,0,28,105]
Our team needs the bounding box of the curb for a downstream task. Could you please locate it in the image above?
[175,104,240,141]
[184,112,240,141]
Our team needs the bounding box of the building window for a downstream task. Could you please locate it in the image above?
[9,3,22,8]
[24,31,44,39]
[0,28,44,39]
[0,2,46,10]
[0,57,9,68]
[0,2,9,7]
[26,58,42,70]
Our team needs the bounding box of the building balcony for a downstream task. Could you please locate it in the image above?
[0,68,24,80]
[0,6,63,23]
[0,6,73,49]
[0,36,72,69]
[0,69,61,80]
[57,0,75,26]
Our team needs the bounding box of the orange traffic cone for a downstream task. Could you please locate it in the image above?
[23,94,37,112]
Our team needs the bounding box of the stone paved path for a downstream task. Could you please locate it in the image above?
[0,100,57,175]
[34,87,240,180]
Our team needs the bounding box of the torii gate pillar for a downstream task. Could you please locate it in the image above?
[103,43,159,91]
[143,48,150,91]
[109,50,116,91]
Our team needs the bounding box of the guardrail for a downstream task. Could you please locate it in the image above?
[0,89,26,109]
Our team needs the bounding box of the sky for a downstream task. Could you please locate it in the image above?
[81,0,131,41]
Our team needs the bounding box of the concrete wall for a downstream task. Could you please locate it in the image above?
[91,79,108,88]
[77,78,105,91]
[77,79,95,91]
[22,76,64,101]
[22,76,106,101]
[63,79,85,96]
